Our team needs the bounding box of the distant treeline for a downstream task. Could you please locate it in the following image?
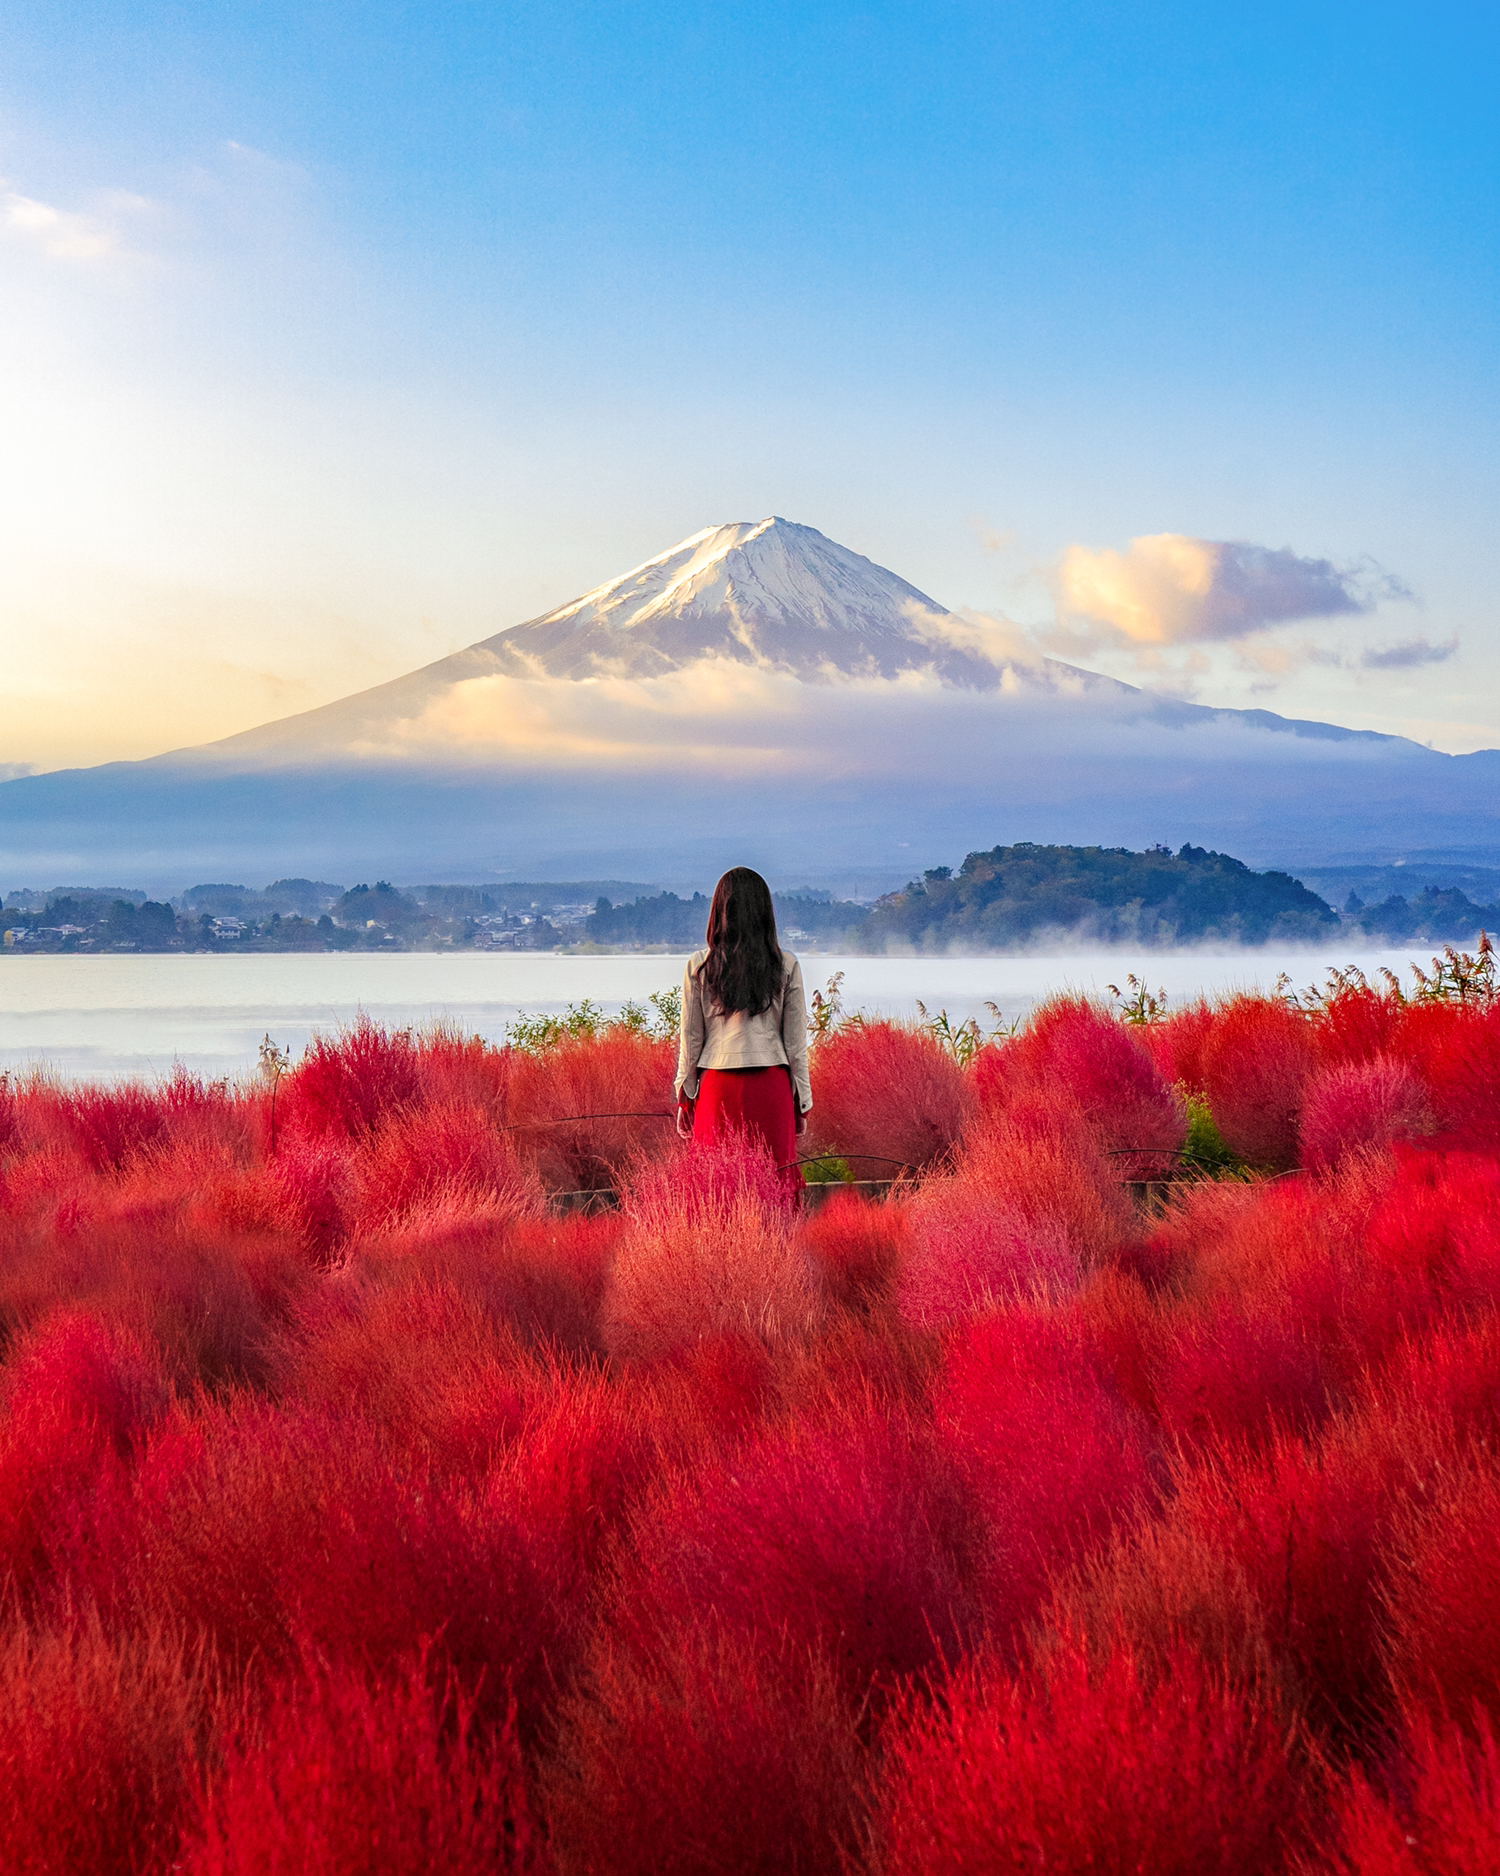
[0,878,673,954]
[6,846,1498,956]
[856,843,1341,950]
[0,880,868,954]
[582,892,864,949]
[2,879,588,954]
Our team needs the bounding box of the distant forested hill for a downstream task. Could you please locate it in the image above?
[1349,885,1500,943]
[858,842,1340,951]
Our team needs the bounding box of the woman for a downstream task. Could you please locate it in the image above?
[675,867,811,1186]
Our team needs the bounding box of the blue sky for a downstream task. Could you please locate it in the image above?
[1,0,1496,768]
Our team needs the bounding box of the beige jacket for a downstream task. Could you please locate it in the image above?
[675,949,813,1112]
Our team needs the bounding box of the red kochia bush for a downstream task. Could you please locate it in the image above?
[1058,1375,1443,1747]
[997,997,1188,1176]
[507,1031,675,1192]
[611,1400,975,1697]
[45,1083,169,1173]
[0,1614,206,1876]
[77,1399,569,1723]
[1149,1301,1331,1453]
[1313,1704,1500,1874]
[1135,1174,1410,1443]
[1200,996,1317,1170]
[1141,999,1217,1093]
[932,1308,1155,1641]
[280,1018,425,1140]
[285,1273,538,1466]
[795,1188,909,1316]
[7,1005,1500,1869]
[919,1072,1142,1339]
[1315,985,1408,1069]
[0,1312,168,1608]
[1372,1314,1500,1449]
[1362,1152,1500,1323]
[1384,1454,1500,1730]
[264,1133,353,1260]
[898,1187,1080,1328]
[1157,1411,1428,1741]
[1418,1003,1500,1153]
[189,1657,543,1875]
[547,1621,863,1876]
[1299,1056,1434,1173]
[461,1209,621,1354]
[603,1140,819,1363]
[950,1094,1134,1268]
[349,1102,542,1238]
[880,1641,1308,1875]
[806,1021,972,1173]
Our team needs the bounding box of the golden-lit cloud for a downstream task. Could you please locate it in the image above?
[279,654,1115,783]
[1054,533,1384,648]
[403,661,807,769]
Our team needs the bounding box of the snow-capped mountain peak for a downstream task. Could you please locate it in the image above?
[468,517,996,683]
[190,516,1092,766]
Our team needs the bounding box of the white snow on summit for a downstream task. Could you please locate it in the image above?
[467,517,1003,684]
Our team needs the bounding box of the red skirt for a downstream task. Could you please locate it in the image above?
[690,1066,803,1191]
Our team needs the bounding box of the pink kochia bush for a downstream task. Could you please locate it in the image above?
[0,985,1498,1872]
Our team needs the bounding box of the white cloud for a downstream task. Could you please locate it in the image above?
[1,141,310,283]
[0,186,151,263]
[308,656,1132,783]
[899,600,1046,674]
[1052,533,1398,649]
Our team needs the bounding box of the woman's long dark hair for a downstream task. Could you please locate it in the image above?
[700,867,783,1017]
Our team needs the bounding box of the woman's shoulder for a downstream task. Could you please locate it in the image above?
[686,948,709,974]
[781,949,801,978]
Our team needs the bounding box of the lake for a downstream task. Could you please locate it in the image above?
[0,945,1446,1082]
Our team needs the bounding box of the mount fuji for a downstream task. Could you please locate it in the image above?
[2,518,1497,892]
[190,516,1096,767]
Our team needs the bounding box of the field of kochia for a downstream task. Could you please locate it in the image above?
[1,966,1498,1873]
